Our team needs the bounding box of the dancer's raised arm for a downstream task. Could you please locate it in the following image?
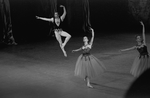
[89,28,94,46]
[60,5,66,21]
[36,16,53,22]
[140,21,146,45]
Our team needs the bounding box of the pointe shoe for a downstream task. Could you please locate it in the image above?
[61,47,67,57]
[87,84,93,88]
[63,51,67,57]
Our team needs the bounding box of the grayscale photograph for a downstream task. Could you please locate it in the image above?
[0,0,150,98]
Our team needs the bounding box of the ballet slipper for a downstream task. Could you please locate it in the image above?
[87,83,93,88]
[61,46,67,57]
[63,51,67,57]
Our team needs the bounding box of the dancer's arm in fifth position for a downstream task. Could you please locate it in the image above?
[60,5,66,21]
[140,21,146,45]
[89,28,94,46]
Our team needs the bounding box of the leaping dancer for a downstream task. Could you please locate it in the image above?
[36,5,71,57]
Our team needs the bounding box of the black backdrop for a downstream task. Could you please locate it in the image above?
[2,0,149,43]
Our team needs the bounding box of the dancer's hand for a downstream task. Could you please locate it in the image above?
[72,50,75,53]
[90,27,93,31]
[119,50,122,53]
[60,5,64,7]
[140,21,144,26]
[90,27,94,33]
[36,16,40,19]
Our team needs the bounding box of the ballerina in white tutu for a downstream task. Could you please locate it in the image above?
[72,27,106,88]
[121,21,150,77]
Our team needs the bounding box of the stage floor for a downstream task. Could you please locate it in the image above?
[0,33,150,98]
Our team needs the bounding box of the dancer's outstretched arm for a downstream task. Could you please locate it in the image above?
[140,21,146,45]
[60,5,66,21]
[36,16,53,22]
[120,46,136,52]
[72,48,82,53]
[89,28,94,46]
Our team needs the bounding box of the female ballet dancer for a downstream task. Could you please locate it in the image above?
[121,21,150,77]
[72,28,106,88]
[36,5,71,57]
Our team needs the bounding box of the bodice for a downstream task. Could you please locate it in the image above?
[53,17,62,29]
[82,45,91,55]
[137,45,149,58]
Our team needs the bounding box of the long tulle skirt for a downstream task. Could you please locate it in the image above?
[74,54,106,79]
[130,56,150,77]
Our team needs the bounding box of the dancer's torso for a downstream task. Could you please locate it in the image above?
[136,44,149,58]
[82,45,91,56]
[53,17,63,31]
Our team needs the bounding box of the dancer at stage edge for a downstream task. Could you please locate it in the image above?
[36,5,71,57]
[72,27,106,88]
[121,21,150,77]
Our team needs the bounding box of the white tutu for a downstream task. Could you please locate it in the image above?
[74,54,106,79]
[130,55,150,77]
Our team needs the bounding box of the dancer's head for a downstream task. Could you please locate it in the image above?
[135,35,143,44]
[83,36,89,43]
[54,12,59,18]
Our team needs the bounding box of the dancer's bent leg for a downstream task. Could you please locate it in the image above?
[60,31,71,57]
[60,31,71,48]
[54,30,62,46]
[54,30,67,57]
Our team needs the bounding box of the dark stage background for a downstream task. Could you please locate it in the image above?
[2,0,150,43]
